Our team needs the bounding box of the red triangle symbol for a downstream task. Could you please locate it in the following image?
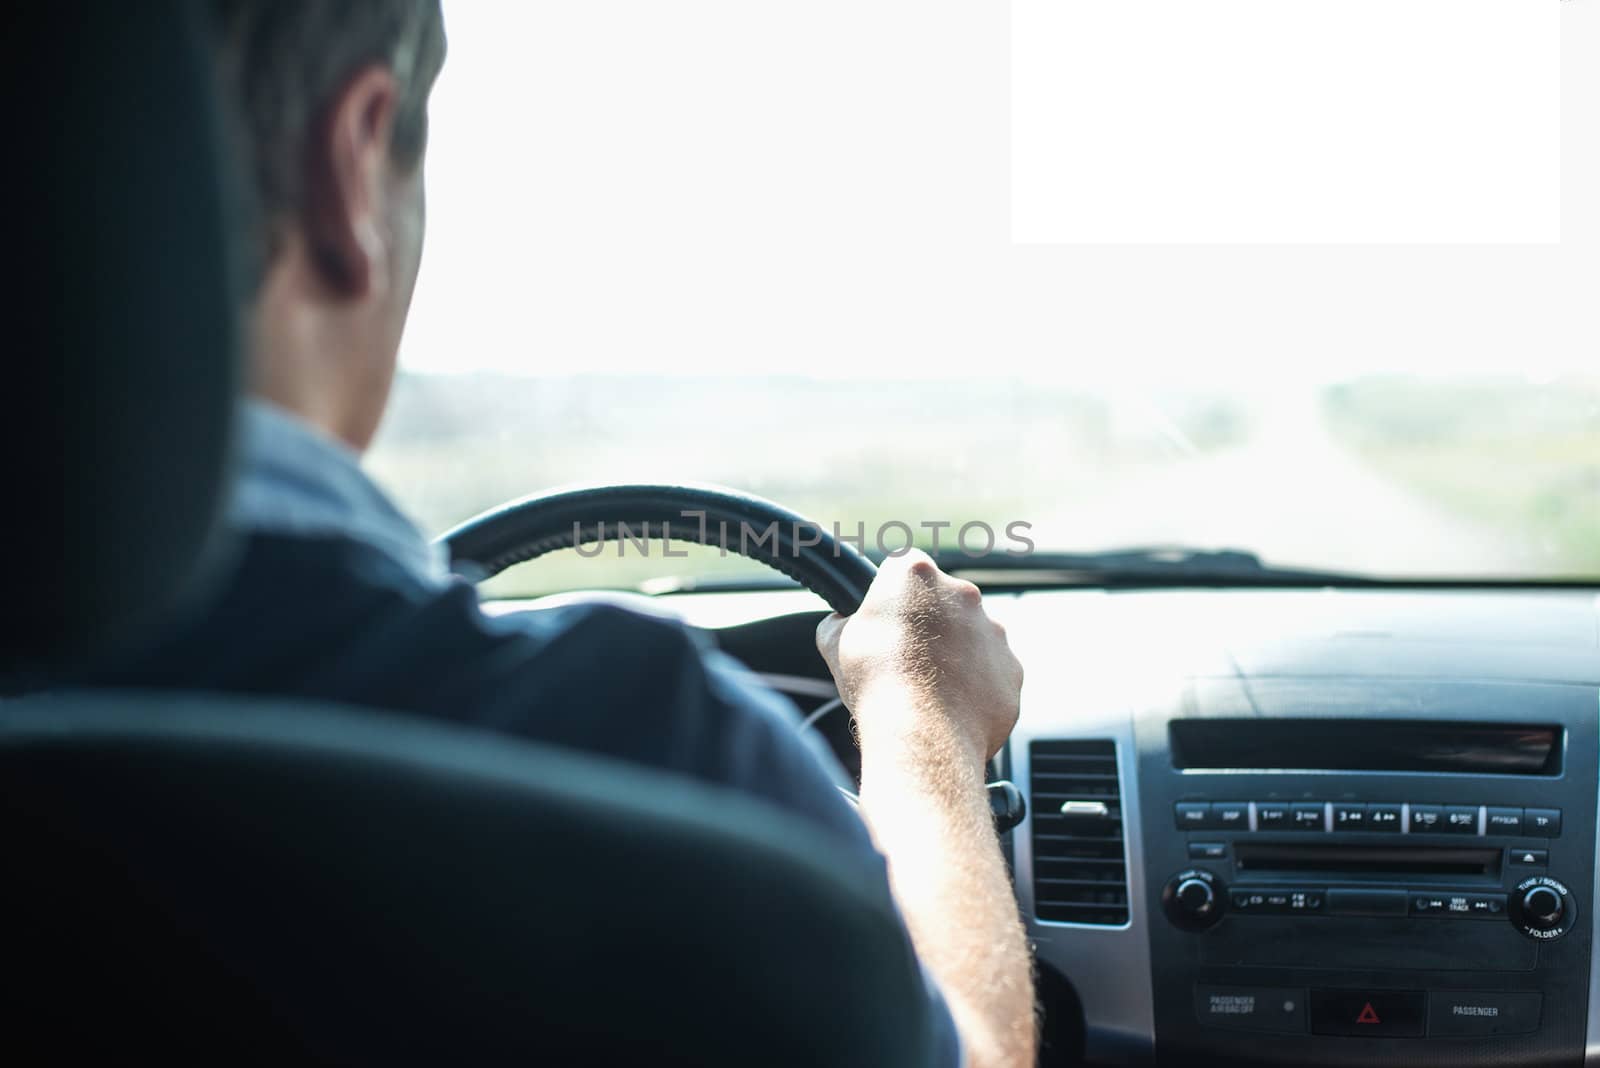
[1356,1002,1381,1025]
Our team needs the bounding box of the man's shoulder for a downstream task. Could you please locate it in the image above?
[109,531,775,770]
[84,527,872,860]
[220,530,709,684]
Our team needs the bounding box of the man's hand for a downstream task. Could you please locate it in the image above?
[816,548,1023,768]
[816,549,1036,1068]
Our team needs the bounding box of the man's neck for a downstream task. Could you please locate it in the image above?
[248,245,390,453]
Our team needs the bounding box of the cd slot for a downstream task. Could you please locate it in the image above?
[1234,843,1502,878]
[1168,719,1562,775]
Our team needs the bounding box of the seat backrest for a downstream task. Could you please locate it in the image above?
[1,5,939,1063]
[1,695,938,1065]
[4,0,241,681]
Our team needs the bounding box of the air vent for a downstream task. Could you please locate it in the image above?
[1029,740,1128,925]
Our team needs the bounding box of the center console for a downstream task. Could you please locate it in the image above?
[1004,587,1600,1067]
[1141,679,1597,1066]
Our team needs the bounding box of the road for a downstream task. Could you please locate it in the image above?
[1033,387,1521,576]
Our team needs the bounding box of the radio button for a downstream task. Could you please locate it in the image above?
[1468,894,1506,917]
[1188,841,1227,860]
[1291,803,1326,831]
[1426,990,1541,1037]
[1411,894,1447,916]
[1287,889,1324,912]
[1408,804,1445,833]
[1332,803,1367,830]
[1256,803,1291,830]
[1524,808,1562,838]
[1367,804,1402,832]
[1444,805,1481,834]
[1231,889,1268,911]
[1510,848,1549,868]
[1175,802,1214,830]
[1212,801,1250,830]
[1485,807,1523,835]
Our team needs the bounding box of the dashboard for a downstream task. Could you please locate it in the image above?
[510,584,1600,1066]
[999,586,1600,1067]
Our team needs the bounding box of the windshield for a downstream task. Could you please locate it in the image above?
[368,1,1598,596]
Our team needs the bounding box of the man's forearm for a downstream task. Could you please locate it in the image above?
[856,692,1037,1068]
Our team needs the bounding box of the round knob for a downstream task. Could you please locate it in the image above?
[1162,869,1225,931]
[1521,886,1564,927]
[1176,879,1214,913]
[1510,876,1575,940]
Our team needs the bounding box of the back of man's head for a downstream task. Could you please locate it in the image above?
[205,0,447,451]
[208,0,446,282]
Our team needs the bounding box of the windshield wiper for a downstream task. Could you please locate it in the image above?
[931,546,1367,587]
[638,546,1360,597]
[635,546,1597,599]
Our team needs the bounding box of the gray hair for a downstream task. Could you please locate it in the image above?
[206,0,447,281]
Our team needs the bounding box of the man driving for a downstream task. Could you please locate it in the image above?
[94,3,1035,1064]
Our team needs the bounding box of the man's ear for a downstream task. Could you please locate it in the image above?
[302,65,400,298]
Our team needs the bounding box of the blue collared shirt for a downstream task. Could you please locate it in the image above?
[205,400,961,1067]
[226,399,862,799]
[228,399,866,795]
[231,402,451,585]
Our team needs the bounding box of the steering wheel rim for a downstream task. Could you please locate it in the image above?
[439,483,878,616]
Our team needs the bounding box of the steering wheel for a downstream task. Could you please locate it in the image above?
[439,483,1027,831]
[440,483,878,615]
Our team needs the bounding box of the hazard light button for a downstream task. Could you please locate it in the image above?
[1309,989,1425,1037]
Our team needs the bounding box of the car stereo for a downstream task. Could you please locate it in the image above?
[1138,687,1597,1067]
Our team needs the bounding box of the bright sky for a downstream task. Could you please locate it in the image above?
[400,1,1599,386]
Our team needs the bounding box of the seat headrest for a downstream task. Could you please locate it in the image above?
[3,1,243,681]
